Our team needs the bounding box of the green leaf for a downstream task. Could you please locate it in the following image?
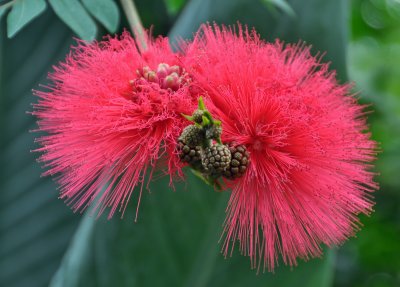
[49,214,97,287]
[0,10,79,287]
[82,0,120,33]
[49,0,97,41]
[6,0,47,38]
[50,174,336,286]
[201,115,210,125]
[0,6,9,20]
[198,95,205,110]
[181,113,194,121]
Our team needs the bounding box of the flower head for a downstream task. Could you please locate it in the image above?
[33,33,196,219]
[186,24,378,271]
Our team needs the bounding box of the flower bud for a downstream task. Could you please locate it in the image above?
[223,144,250,179]
[145,71,158,83]
[202,144,231,175]
[163,72,180,91]
[178,125,204,147]
[169,65,181,75]
[157,63,170,78]
[192,110,204,124]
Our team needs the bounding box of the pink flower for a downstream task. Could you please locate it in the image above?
[186,25,378,271]
[33,24,378,272]
[33,33,197,219]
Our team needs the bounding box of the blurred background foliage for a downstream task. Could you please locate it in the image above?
[337,1,400,287]
[0,0,399,286]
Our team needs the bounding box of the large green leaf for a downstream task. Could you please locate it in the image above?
[82,0,120,33]
[6,0,47,38]
[50,0,349,286]
[170,0,348,81]
[0,10,80,287]
[49,0,97,41]
[50,174,336,287]
[50,212,97,287]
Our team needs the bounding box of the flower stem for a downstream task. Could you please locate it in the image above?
[119,0,148,51]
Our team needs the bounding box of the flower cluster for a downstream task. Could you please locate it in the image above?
[33,24,378,271]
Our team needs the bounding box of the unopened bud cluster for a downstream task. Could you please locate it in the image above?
[177,98,250,185]
[135,63,190,91]
[202,144,231,175]
[223,144,250,179]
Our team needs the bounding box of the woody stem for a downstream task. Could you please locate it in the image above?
[119,0,148,51]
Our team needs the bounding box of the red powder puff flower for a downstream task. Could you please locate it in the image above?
[33,33,197,219]
[185,25,378,271]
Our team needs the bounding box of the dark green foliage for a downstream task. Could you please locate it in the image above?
[48,0,97,41]
[169,0,348,81]
[82,0,120,33]
[7,0,47,38]
[0,10,80,287]
[334,3,400,286]
[1,0,121,40]
[50,173,336,287]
